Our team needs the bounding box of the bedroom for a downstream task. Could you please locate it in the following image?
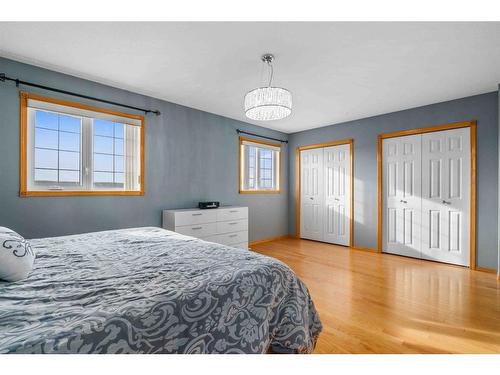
[1,1,499,373]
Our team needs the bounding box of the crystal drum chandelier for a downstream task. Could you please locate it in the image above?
[244,54,292,121]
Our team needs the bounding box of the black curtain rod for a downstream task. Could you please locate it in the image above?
[0,73,161,116]
[236,129,288,144]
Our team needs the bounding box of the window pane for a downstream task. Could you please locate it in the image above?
[59,115,81,133]
[94,154,113,172]
[35,128,58,149]
[59,151,80,170]
[114,156,124,173]
[261,169,271,179]
[114,139,124,155]
[114,173,124,183]
[241,143,279,192]
[94,135,113,154]
[260,149,272,158]
[93,119,114,136]
[33,111,82,186]
[34,168,58,182]
[94,172,114,183]
[28,104,142,193]
[59,131,80,152]
[35,148,58,169]
[114,123,124,138]
[256,146,275,190]
[35,110,58,130]
[59,170,80,183]
[92,121,132,189]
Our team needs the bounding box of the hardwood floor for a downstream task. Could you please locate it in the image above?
[251,238,500,353]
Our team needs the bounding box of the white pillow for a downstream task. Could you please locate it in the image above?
[0,227,36,282]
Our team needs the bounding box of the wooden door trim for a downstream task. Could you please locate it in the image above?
[295,139,354,247]
[377,120,477,269]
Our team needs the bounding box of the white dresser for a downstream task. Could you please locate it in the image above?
[162,206,248,249]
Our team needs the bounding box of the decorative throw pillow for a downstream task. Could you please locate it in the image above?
[0,227,36,282]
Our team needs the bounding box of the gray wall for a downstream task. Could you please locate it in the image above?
[1,56,497,269]
[0,57,289,242]
[288,92,499,269]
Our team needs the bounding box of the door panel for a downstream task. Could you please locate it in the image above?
[382,134,422,258]
[300,148,324,241]
[323,144,351,246]
[421,128,470,266]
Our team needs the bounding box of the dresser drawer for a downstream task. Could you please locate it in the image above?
[216,219,248,234]
[175,222,217,238]
[205,231,248,246]
[217,207,248,222]
[174,210,217,226]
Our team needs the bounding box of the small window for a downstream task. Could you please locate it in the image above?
[239,137,281,193]
[20,92,144,196]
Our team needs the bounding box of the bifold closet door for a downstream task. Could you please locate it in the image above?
[421,128,470,266]
[323,144,351,246]
[382,134,422,258]
[382,127,471,267]
[300,148,324,241]
[300,144,351,245]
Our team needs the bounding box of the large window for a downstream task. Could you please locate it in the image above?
[20,92,144,196]
[239,137,281,193]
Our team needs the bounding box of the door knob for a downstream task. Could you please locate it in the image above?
[309,197,314,200]
[442,200,451,205]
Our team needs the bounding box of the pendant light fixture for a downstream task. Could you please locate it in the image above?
[244,54,292,121]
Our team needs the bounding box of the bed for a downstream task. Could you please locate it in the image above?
[0,227,322,353]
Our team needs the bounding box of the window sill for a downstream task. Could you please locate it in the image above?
[239,189,281,194]
[20,190,144,197]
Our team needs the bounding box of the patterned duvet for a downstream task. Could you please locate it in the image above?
[0,227,321,353]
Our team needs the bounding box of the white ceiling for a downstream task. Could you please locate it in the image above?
[0,22,499,133]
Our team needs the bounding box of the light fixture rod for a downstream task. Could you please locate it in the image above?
[261,54,274,87]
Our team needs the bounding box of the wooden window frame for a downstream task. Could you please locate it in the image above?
[19,91,145,197]
[239,136,282,194]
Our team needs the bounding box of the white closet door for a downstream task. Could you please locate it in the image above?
[382,134,422,258]
[421,128,470,266]
[323,144,351,246]
[300,148,324,241]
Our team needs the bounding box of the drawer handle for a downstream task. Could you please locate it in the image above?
[192,213,203,216]
[229,210,239,213]
[192,226,203,230]
[229,222,238,225]
[228,234,238,238]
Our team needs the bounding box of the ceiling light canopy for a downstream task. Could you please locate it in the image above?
[244,54,292,121]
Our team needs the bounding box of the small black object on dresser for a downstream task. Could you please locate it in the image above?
[198,201,220,209]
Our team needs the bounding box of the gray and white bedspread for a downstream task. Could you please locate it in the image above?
[0,227,321,354]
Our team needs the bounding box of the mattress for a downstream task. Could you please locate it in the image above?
[0,227,322,353]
